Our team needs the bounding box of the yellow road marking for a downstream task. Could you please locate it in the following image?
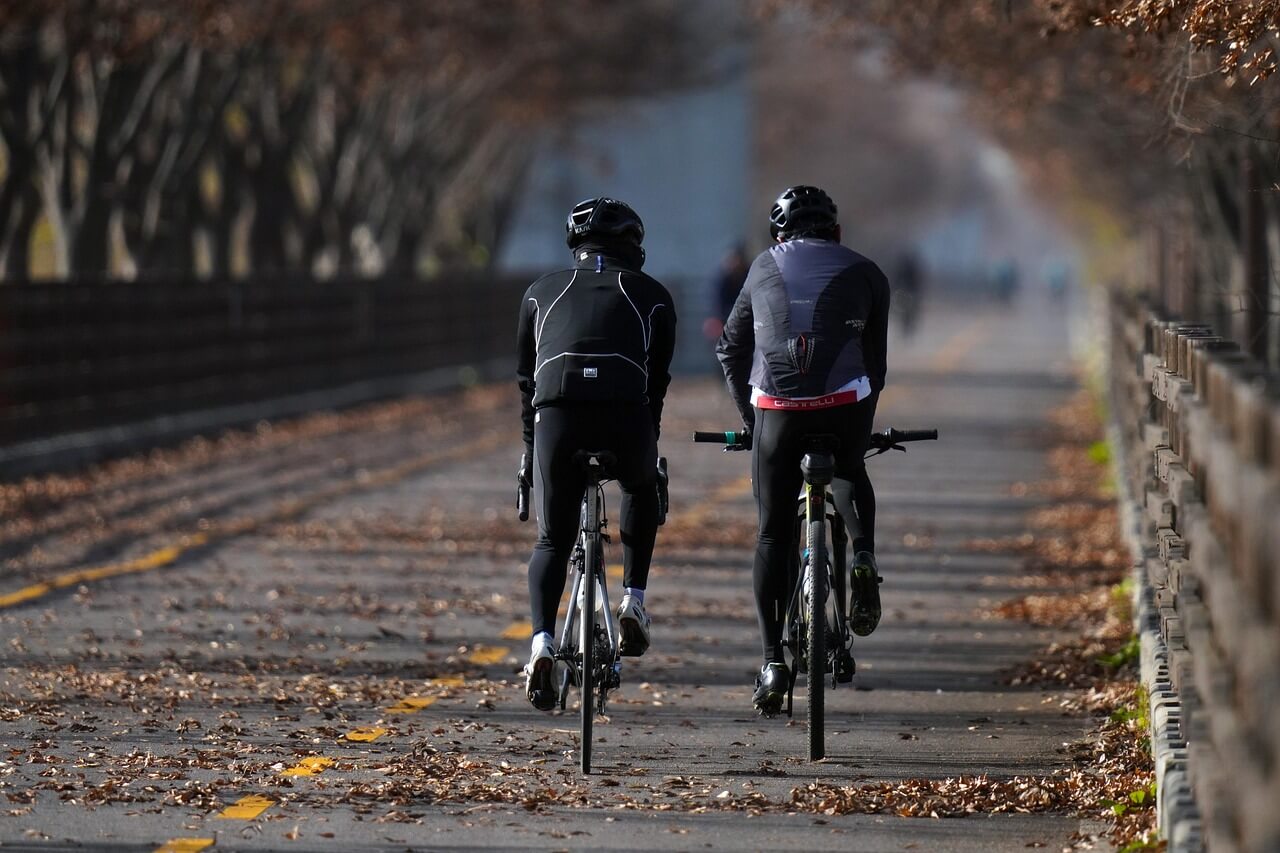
[429,675,465,687]
[280,756,334,777]
[927,314,990,371]
[680,474,753,528]
[467,644,509,665]
[0,430,510,611]
[154,840,214,853]
[606,563,624,582]
[215,794,273,819]
[345,726,387,742]
[385,695,438,714]
[0,535,208,608]
[500,621,532,640]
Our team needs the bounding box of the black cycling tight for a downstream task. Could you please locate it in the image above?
[527,403,658,638]
[751,395,878,663]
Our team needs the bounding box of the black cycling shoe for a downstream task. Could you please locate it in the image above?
[752,662,789,717]
[849,551,882,637]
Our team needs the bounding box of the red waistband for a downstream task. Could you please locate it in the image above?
[754,389,861,411]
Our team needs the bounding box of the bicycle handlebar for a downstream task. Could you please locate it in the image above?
[656,457,669,525]
[516,453,531,521]
[870,428,938,449]
[516,452,671,523]
[693,426,938,453]
[693,430,750,448]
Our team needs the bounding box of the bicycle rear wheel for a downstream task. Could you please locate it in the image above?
[580,503,600,775]
[807,516,827,761]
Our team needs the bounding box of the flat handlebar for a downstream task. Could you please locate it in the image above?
[693,430,750,447]
[517,453,670,523]
[516,453,531,521]
[871,428,938,449]
[692,427,938,453]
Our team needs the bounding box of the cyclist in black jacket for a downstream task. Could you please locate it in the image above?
[716,185,890,715]
[516,197,677,711]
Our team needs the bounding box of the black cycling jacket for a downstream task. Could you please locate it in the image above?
[516,243,677,449]
[716,238,889,429]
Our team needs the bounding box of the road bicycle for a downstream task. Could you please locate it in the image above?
[517,451,668,774]
[693,426,936,760]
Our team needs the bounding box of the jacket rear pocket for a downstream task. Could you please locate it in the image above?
[560,354,644,401]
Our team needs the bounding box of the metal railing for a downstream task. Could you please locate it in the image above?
[1109,293,1280,852]
[0,275,531,448]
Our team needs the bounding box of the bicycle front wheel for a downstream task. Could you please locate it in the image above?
[580,534,599,775]
[806,517,827,761]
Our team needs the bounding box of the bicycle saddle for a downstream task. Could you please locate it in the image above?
[802,433,840,452]
[572,450,618,477]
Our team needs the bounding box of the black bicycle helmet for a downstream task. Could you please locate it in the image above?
[565,197,645,249]
[769,185,838,240]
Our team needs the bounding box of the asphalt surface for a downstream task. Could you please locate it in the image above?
[0,293,1108,851]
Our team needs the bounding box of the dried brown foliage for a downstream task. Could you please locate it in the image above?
[973,389,1160,849]
[1092,0,1280,80]
[0,1,712,278]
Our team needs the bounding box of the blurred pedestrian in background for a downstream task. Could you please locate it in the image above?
[702,243,750,342]
[894,249,925,338]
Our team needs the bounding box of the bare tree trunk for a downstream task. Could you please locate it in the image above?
[1151,223,1168,314]
[73,200,115,277]
[1241,143,1269,360]
[0,170,40,280]
[248,155,295,273]
[4,187,41,280]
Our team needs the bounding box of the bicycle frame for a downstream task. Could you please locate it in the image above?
[786,480,856,696]
[692,423,938,762]
[554,465,622,775]
[557,480,621,705]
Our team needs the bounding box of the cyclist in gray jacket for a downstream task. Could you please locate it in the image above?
[716,185,890,715]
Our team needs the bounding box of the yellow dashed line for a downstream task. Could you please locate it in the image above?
[215,794,273,819]
[467,645,509,665]
[606,563,624,582]
[927,314,990,370]
[429,675,465,687]
[154,840,214,853]
[500,621,532,640]
[345,726,387,743]
[0,431,509,611]
[680,474,753,527]
[385,695,438,714]
[280,756,334,777]
[0,535,208,608]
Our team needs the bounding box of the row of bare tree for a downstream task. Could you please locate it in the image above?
[765,0,1280,365]
[0,1,707,281]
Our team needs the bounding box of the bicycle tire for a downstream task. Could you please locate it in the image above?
[580,497,599,775]
[807,516,827,761]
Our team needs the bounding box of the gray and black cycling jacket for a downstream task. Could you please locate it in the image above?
[716,238,890,429]
[516,245,677,449]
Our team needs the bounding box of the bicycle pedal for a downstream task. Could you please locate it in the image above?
[835,651,856,684]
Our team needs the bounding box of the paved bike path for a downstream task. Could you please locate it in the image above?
[0,294,1108,851]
